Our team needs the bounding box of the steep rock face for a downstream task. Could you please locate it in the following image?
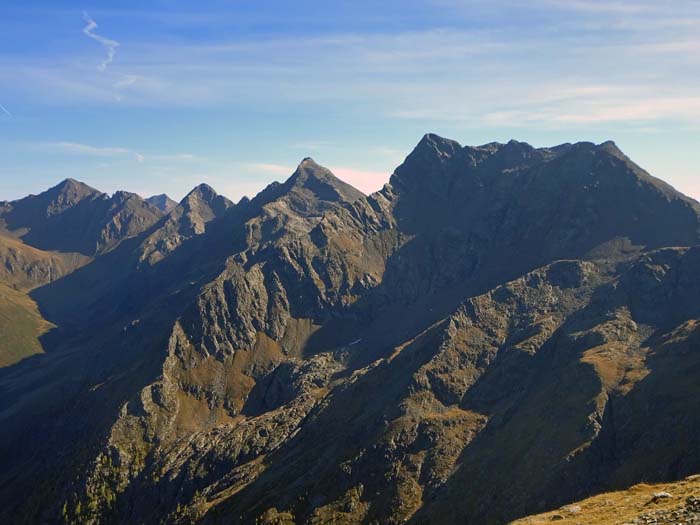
[200,250,700,525]
[390,136,699,258]
[139,184,233,265]
[1,136,700,525]
[54,159,380,523]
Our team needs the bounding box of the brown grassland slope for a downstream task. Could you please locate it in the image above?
[511,475,700,525]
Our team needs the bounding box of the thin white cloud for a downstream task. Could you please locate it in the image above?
[82,12,120,72]
[0,103,11,117]
[2,2,697,135]
[37,141,203,167]
[41,141,143,162]
[152,153,198,161]
[113,75,139,89]
[533,0,651,14]
[248,163,294,176]
[478,95,700,128]
[47,141,131,155]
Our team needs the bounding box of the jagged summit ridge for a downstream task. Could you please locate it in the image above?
[0,178,163,255]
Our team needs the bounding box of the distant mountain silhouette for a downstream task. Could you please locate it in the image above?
[0,178,164,255]
[146,194,178,213]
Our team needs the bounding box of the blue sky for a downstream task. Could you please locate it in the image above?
[1,0,699,202]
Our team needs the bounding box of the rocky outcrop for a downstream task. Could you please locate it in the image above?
[138,184,233,265]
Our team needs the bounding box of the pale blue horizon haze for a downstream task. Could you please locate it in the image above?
[1,0,699,203]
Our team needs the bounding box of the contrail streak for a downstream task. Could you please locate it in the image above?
[0,103,11,117]
[82,12,120,72]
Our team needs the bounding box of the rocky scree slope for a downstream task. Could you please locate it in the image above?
[0,136,699,525]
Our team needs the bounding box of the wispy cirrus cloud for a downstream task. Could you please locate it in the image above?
[45,141,134,157]
[532,0,654,14]
[113,74,139,89]
[82,12,120,72]
[6,13,698,133]
[0,103,10,117]
[36,141,200,165]
[247,163,294,176]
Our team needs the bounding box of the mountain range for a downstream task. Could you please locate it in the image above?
[1,134,699,524]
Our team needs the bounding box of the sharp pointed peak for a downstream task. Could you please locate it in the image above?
[30,178,104,206]
[146,194,177,213]
[596,139,626,158]
[299,156,318,166]
[290,157,334,181]
[270,157,364,206]
[391,133,463,191]
[402,133,463,166]
[183,183,218,201]
[180,183,233,212]
[290,157,330,182]
[51,178,100,195]
[416,133,462,152]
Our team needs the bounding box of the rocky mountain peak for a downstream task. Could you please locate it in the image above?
[52,177,100,196]
[180,183,233,215]
[40,178,103,214]
[183,183,217,201]
[271,158,364,214]
[390,133,463,194]
[0,179,164,256]
[111,190,142,204]
[416,132,462,157]
[146,194,177,213]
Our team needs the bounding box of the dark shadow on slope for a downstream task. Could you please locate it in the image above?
[201,263,611,523]
[406,279,630,524]
[203,320,450,524]
[410,248,700,525]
